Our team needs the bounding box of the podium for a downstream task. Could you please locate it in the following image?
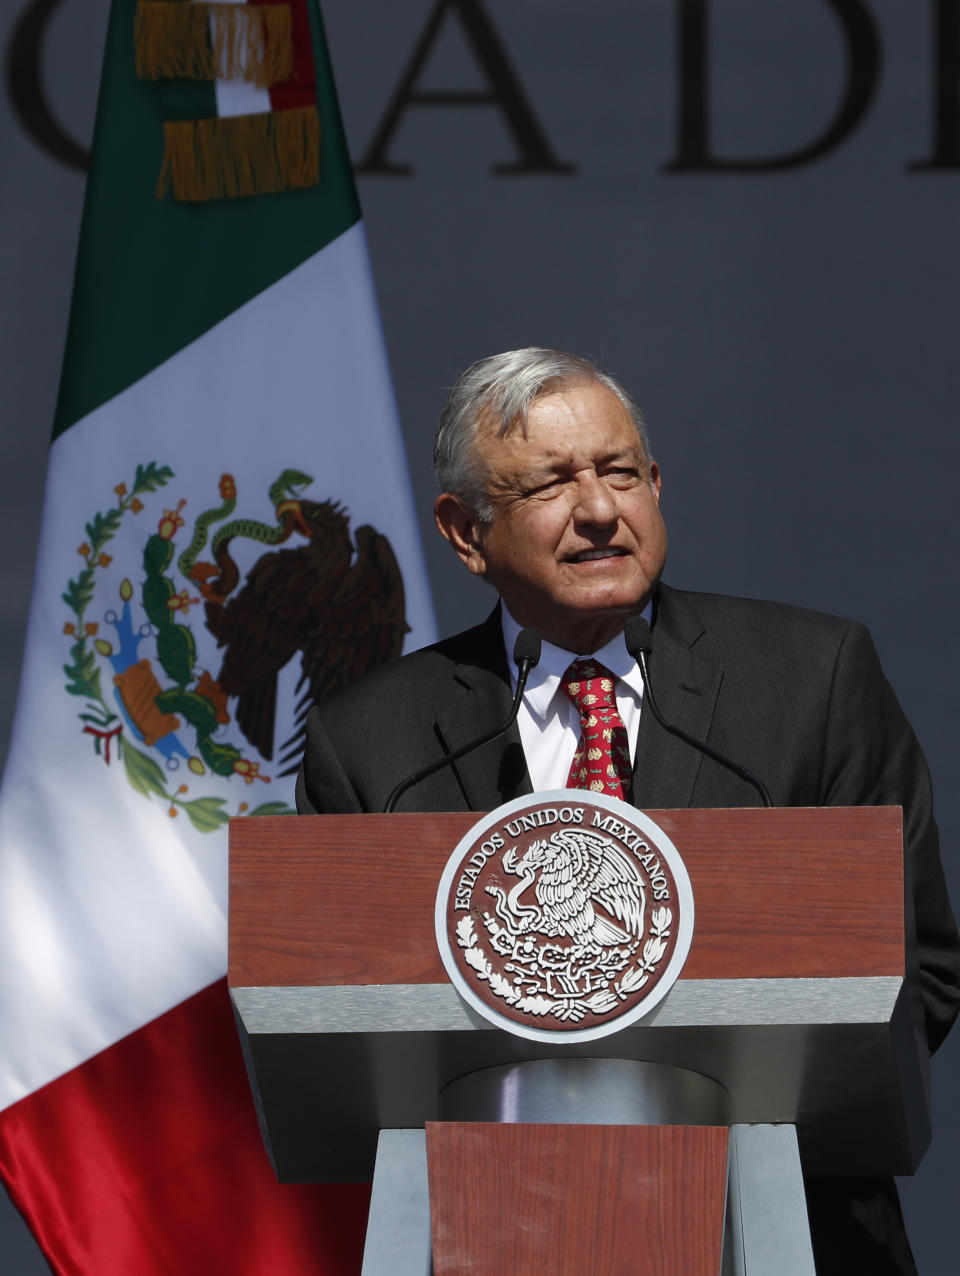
[228,806,929,1273]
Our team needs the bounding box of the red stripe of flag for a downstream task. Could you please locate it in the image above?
[0,980,369,1275]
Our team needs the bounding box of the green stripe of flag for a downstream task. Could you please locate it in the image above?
[54,0,360,440]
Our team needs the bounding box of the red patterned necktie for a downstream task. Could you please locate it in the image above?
[561,659,632,799]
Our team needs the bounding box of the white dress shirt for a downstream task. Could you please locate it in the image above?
[501,604,651,792]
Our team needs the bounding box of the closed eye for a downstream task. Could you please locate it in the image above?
[521,477,566,498]
[602,466,641,485]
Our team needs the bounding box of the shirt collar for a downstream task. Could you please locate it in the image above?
[501,601,651,723]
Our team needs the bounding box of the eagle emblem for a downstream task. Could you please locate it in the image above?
[439,796,693,1041]
[61,462,407,831]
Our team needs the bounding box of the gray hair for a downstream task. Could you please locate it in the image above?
[434,347,653,522]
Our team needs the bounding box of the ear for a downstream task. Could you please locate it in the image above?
[434,493,488,576]
[649,461,662,501]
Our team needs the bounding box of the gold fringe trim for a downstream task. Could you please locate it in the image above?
[135,2,294,89]
[156,107,321,202]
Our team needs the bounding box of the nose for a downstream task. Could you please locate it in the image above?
[573,471,618,529]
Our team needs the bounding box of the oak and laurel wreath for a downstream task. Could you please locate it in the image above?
[455,906,673,1023]
[62,462,294,831]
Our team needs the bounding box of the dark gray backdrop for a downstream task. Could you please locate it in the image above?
[2,1,957,1271]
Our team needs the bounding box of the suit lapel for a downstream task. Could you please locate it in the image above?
[432,609,532,812]
[631,585,723,809]
[428,590,722,812]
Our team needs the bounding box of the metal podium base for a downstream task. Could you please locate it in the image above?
[361,1060,816,1276]
[725,1124,816,1275]
[438,1057,731,1126]
[362,1130,431,1276]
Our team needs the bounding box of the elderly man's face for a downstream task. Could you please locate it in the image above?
[435,381,667,653]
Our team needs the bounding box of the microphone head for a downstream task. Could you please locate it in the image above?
[513,627,542,669]
[624,615,653,659]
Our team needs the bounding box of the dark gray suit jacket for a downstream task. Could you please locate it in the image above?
[296,582,960,1273]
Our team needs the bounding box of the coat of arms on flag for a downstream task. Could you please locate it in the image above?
[61,462,407,829]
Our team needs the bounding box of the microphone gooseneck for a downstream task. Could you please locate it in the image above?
[624,615,773,808]
[383,628,542,813]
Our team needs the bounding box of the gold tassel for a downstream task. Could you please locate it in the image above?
[136,2,294,89]
[156,106,321,202]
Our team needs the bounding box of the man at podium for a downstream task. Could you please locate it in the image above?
[297,347,959,1274]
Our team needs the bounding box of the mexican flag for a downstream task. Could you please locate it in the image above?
[0,1,435,1271]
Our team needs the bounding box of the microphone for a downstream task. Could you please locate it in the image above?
[383,628,542,813]
[624,615,773,808]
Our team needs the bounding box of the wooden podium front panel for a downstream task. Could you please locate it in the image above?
[229,805,929,1180]
[229,806,904,988]
[425,1122,728,1276]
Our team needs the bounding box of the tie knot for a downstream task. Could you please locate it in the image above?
[561,659,618,716]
